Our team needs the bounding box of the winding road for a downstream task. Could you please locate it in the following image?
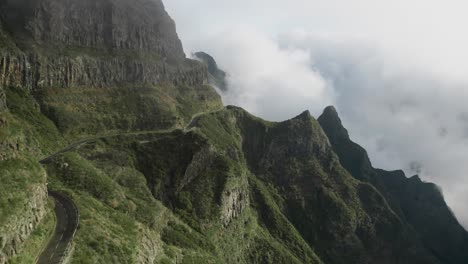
[36,191,79,264]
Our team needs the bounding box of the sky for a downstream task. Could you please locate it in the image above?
[165,0,468,227]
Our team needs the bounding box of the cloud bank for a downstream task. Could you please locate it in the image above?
[165,0,468,227]
[202,28,335,120]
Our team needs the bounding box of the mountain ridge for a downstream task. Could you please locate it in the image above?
[318,105,468,264]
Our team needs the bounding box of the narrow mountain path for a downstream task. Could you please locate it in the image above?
[36,191,79,264]
[39,107,224,163]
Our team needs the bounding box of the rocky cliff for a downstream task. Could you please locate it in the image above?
[0,0,184,61]
[0,0,222,136]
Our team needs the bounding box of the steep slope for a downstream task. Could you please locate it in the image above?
[318,106,468,264]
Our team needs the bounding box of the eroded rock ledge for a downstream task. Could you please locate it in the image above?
[0,183,48,264]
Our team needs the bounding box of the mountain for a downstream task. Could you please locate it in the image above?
[1,0,467,263]
[194,52,227,91]
[318,106,468,263]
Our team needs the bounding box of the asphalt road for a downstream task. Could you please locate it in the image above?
[37,191,79,264]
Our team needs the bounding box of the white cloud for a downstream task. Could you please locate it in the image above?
[200,28,334,120]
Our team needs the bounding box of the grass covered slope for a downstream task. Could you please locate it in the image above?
[39,82,221,137]
[0,86,63,225]
[39,105,454,263]
[41,126,317,263]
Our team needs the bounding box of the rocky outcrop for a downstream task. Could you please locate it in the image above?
[0,183,48,264]
[0,139,20,162]
[0,53,35,91]
[135,227,161,264]
[221,186,248,227]
[194,52,227,91]
[178,145,217,192]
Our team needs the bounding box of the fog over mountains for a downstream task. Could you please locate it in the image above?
[167,0,468,227]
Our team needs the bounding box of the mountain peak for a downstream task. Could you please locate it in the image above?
[295,109,312,120]
[318,105,349,140]
[318,106,373,180]
[323,105,338,115]
[319,105,342,126]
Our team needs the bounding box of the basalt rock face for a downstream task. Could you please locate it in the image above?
[0,0,185,90]
[0,183,48,264]
[318,105,468,264]
[0,0,185,62]
[0,89,4,112]
[0,20,20,112]
[0,0,222,136]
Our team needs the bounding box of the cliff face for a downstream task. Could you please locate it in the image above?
[0,0,184,61]
[0,183,47,264]
[0,0,185,98]
[0,19,20,111]
[0,0,222,136]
